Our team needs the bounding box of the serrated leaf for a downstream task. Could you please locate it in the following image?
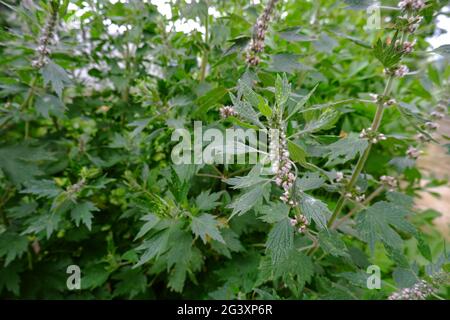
[0,144,55,186]
[0,264,21,295]
[230,93,264,128]
[295,172,325,191]
[70,201,99,231]
[274,250,314,293]
[324,133,368,167]
[302,109,340,133]
[356,201,416,252]
[41,61,71,97]
[21,179,62,199]
[0,232,28,266]
[195,190,223,211]
[134,230,171,267]
[265,218,294,265]
[257,202,290,223]
[135,213,160,240]
[227,184,265,218]
[373,32,403,68]
[318,230,350,258]
[299,194,330,229]
[191,213,225,244]
[112,268,147,299]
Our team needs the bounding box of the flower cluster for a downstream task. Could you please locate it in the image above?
[415,133,430,143]
[396,39,416,54]
[359,127,387,144]
[270,127,297,205]
[219,105,238,118]
[425,121,439,131]
[370,94,397,107]
[380,175,397,191]
[344,192,365,203]
[406,145,421,159]
[401,15,423,33]
[32,7,58,69]
[335,172,344,183]
[246,0,279,66]
[388,280,434,300]
[289,215,309,233]
[398,0,426,11]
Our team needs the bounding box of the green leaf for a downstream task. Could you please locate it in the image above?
[41,61,71,97]
[302,109,340,133]
[135,213,160,240]
[295,172,325,191]
[134,230,171,267]
[195,86,228,115]
[265,218,294,265]
[356,201,416,252]
[70,201,99,231]
[195,190,223,211]
[226,164,266,189]
[35,94,65,119]
[432,44,450,57]
[0,232,28,266]
[287,84,318,120]
[274,250,314,293]
[324,133,368,167]
[288,140,307,165]
[0,144,55,186]
[230,93,264,128]
[373,32,403,68]
[318,230,350,258]
[257,202,290,223]
[393,267,418,288]
[416,232,432,262]
[81,263,110,290]
[269,54,312,73]
[257,96,272,118]
[21,179,62,199]
[275,73,290,108]
[0,264,21,295]
[191,213,225,244]
[227,184,265,218]
[112,268,147,299]
[299,194,330,229]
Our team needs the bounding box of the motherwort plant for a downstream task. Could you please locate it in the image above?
[327,1,430,228]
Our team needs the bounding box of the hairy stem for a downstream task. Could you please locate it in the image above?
[327,75,394,228]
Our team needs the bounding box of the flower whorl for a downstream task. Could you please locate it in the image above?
[246,0,279,66]
[32,4,59,69]
[269,126,297,206]
[388,279,435,300]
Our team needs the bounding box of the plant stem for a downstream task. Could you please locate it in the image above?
[21,75,38,139]
[20,75,38,111]
[333,185,385,229]
[327,75,395,228]
[198,9,209,82]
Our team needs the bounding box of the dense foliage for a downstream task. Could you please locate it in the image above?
[0,0,449,300]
